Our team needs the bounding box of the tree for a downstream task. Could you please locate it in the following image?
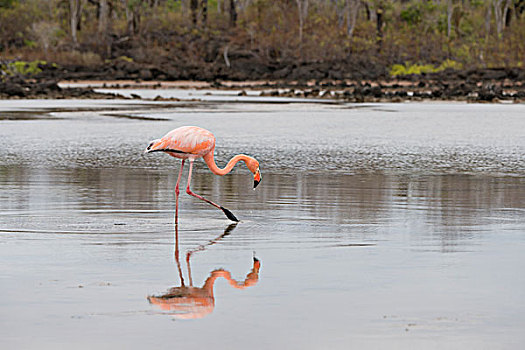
[493,0,513,37]
[98,0,110,35]
[32,21,60,57]
[122,0,142,35]
[98,0,111,56]
[201,0,208,27]
[345,0,360,38]
[294,0,309,44]
[191,0,198,25]
[375,0,384,49]
[485,0,491,41]
[0,0,16,8]
[229,0,237,27]
[69,0,85,45]
[446,0,452,38]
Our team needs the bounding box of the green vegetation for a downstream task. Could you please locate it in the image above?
[1,60,48,76]
[390,60,464,77]
[116,56,134,63]
[0,0,16,8]
[0,0,523,74]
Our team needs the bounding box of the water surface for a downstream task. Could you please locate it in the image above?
[1,98,525,349]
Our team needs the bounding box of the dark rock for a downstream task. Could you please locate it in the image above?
[0,82,26,97]
[35,80,61,92]
[370,86,382,97]
[139,69,153,80]
[481,69,507,80]
[478,88,496,101]
[327,70,344,80]
[273,66,292,79]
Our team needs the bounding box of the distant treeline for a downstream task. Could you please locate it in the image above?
[1,0,524,78]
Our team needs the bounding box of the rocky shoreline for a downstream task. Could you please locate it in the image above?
[1,62,524,102]
[0,76,123,99]
[255,77,525,103]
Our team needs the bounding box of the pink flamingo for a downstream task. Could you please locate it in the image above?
[145,126,261,222]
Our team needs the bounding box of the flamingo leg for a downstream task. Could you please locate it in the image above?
[186,159,239,222]
[175,159,185,223]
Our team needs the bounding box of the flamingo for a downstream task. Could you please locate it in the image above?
[145,126,261,222]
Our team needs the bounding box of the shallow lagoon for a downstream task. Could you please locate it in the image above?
[1,97,525,349]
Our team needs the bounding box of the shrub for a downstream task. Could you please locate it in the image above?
[1,60,47,76]
[390,60,463,77]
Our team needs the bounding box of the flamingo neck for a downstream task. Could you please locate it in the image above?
[203,151,253,176]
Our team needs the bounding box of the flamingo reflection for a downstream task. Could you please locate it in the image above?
[148,224,261,319]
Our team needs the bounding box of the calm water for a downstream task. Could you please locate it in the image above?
[1,97,525,349]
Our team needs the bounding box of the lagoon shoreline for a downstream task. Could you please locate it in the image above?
[1,66,525,103]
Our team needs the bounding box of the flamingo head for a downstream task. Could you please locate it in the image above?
[253,167,261,189]
[145,139,162,153]
[246,158,261,189]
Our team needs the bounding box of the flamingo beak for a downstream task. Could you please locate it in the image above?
[253,169,261,189]
[144,141,155,154]
[145,139,164,154]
